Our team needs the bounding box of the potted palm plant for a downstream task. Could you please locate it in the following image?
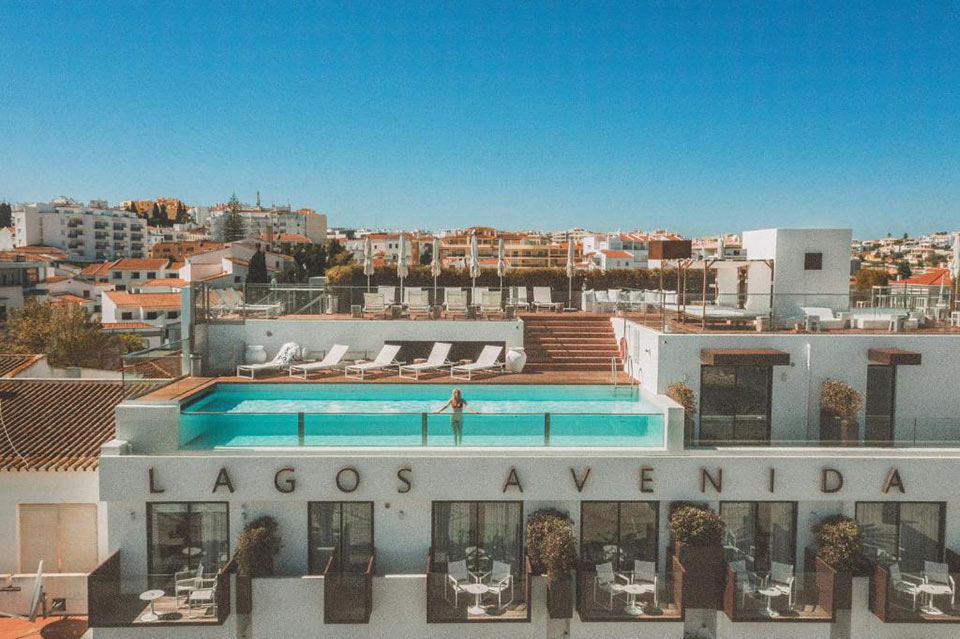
[669,504,726,609]
[527,509,578,618]
[821,379,863,446]
[812,514,865,609]
[235,515,282,614]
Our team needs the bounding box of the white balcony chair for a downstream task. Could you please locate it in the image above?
[445,559,478,608]
[924,560,956,607]
[729,560,762,608]
[483,560,514,611]
[629,560,658,608]
[187,576,217,618]
[889,563,922,611]
[593,561,629,611]
[175,563,204,607]
[768,561,795,608]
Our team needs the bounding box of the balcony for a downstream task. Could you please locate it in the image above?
[322,551,375,623]
[94,222,109,230]
[721,556,834,622]
[426,551,531,622]
[576,556,686,622]
[869,550,960,623]
[87,551,233,627]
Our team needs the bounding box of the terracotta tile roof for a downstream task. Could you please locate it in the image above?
[81,261,117,276]
[103,291,181,308]
[101,322,155,329]
[0,379,157,471]
[169,261,185,270]
[0,354,43,378]
[900,269,952,287]
[197,271,230,282]
[262,233,312,243]
[47,294,90,305]
[601,249,633,258]
[108,258,171,271]
[141,278,188,288]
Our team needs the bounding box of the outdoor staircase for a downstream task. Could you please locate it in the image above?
[521,313,620,372]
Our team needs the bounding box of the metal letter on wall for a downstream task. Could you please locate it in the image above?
[820,468,844,494]
[274,467,296,494]
[570,467,591,493]
[640,466,655,493]
[502,467,523,493]
[882,468,905,494]
[149,467,165,494]
[213,467,235,493]
[397,466,413,493]
[700,467,722,493]
[336,467,361,493]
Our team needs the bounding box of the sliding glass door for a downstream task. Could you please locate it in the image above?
[308,502,374,574]
[580,501,659,571]
[719,502,797,572]
[856,502,945,572]
[700,365,773,445]
[431,501,523,575]
[147,502,229,586]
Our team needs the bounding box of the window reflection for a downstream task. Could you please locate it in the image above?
[147,502,229,587]
[581,501,658,571]
[700,365,773,445]
[720,502,796,573]
[431,502,522,575]
[856,502,945,572]
[308,502,374,574]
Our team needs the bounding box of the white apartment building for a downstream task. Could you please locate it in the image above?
[208,206,327,244]
[13,200,148,261]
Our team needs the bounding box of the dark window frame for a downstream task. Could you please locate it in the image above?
[719,501,798,572]
[804,252,823,270]
[854,501,946,567]
[699,364,774,445]
[146,501,229,587]
[307,501,374,574]
[579,500,660,572]
[430,500,523,574]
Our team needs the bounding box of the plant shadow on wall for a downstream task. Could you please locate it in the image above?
[820,379,863,446]
[813,514,867,610]
[666,381,697,447]
[526,509,578,619]
[235,516,282,614]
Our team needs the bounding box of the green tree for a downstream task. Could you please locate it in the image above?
[325,240,351,269]
[293,243,327,280]
[0,202,12,228]
[419,243,433,266]
[221,193,247,242]
[896,261,912,279]
[0,300,143,368]
[853,268,889,292]
[174,201,191,225]
[246,245,270,284]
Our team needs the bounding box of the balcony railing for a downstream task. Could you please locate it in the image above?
[88,550,233,627]
[576,556,686,622]
[868,549,960,622]
[722,562,833,622]
[323,551,375,623]
[426,551,531,623]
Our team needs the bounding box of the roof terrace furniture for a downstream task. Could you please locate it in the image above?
[593,290,617,313]
[480,290,504,318]
[377,285,396,305]
[921,560,956,614]
[801,307,849,330]
[471,287,490,307]
[767,561,795,608]
[187,576,218,618]
[482,560,514,611]
[362,292,388,318]
[398,342,453,379]
[507,286,529,310]
[175,563,204,607]
[236,342,301,378]
[288,344,350,379]
[593,562,629,611]
[405,289,431,317]
[445,559,479,609]
[450,345,504,380]
[627,560,658,609]
[532,286,563,311]
[344,344,403,379]
[443,290,469,318]
[889,563,922,611]
[729,560,763,609]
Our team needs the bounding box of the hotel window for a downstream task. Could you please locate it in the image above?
[699,365,773,445]
[431,501,523,575]
[146,311,158,320]
[147,503,228,586]
[804,252,823,270]
[308,502,374,574]
[855,502,945,572]
[19,504,98,573]
[864,365,896,445]
[580,501,658,571]
[719,502,797,573]
[121,311,133,320]
[131,272,140,279]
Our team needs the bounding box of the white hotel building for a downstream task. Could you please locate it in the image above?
[13,200,148,261]
[3,228,960,639]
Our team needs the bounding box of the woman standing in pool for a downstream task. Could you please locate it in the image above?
[435,388,477,445]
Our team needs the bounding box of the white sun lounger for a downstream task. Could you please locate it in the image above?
[288,344,350,379]
[450,345,504,380]
[532,286,563,311]
[344,344,403,379]
[236,342,301,378]
[398,342,453,379]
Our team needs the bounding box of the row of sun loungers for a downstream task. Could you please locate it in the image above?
[361,286,564,317]
[236,341,505,380]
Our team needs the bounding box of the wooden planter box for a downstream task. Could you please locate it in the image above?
[674,543,724,609]
[547,575,574,619]
[236,574,252,615]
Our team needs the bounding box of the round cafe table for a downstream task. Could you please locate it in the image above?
[622,583,649,616]
[759,586,782,618]
[139,589,165,622]
[460,583,490,615]
[918,583,953,615]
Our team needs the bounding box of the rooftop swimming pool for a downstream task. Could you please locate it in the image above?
[180,384,665,448]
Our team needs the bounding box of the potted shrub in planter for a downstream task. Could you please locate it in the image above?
[821,379,863,446]
[527,509,578,619]
[812,514,865,610]
[666,382,697,446]
[669,504,726,609]
[235,516,283,614]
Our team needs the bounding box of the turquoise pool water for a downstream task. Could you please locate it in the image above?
[181,384,664,448]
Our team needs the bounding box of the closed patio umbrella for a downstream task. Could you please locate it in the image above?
[469,232,481,287]
[397,232,409,303]
[952,233,960,309]
[565,234,575,309]
[430,237,441,304]
[363,237,374,292]
[496,237,508,292]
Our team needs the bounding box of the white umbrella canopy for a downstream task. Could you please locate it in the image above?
[496,237,508,300]
[363,237,374,291]
[430,237,441,303]
[469,232,481,283]
[952,233,960,282]
[397,232,409,301]
[565,235,575,307]
[716,234,725,260]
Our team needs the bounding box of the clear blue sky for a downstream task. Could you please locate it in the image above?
[1,1,957,237]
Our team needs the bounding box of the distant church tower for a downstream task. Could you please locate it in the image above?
[256,190,261,210]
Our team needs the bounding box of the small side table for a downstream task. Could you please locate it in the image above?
[139,589,165,622]
[918,583,953,615]
[461,583,489,615]
[622,583,649,616]
[759,586,782,617]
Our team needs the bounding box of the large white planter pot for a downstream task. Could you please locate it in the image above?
[245,344,267,364]
[506,347,527,373]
